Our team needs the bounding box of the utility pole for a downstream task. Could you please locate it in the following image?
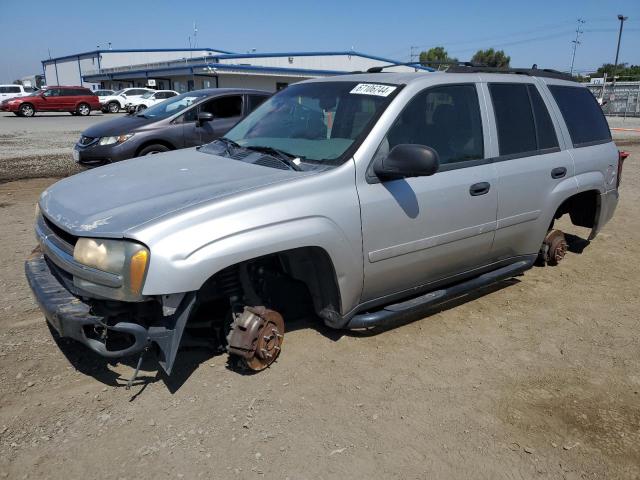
[409,46,420,72]
[569,18,585,76]
[410,46,420,63]
[611,14,628,90]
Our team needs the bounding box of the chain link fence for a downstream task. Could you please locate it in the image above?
[587,81,640,117]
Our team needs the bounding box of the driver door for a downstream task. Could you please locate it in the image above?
[199,95,244,143]
[357,83,498,302]
[41,88,63,111]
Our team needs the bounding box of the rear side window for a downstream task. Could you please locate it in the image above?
[248,95,268,112]
[527,85,558,150]
[1,86,21,93]
[202,95,243,118]
[489,83,559,156]
[489,84,537,156]
[548,85,611,147]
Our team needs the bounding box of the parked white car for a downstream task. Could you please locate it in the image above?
[94,89,115,104]
[126,90,179,113]
[100,88,154,113]
[0,84,37,102]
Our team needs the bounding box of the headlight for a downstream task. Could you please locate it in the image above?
[74,238,149,297]
[99,134,134,146]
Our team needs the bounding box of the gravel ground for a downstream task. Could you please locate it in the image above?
[0,118,639,478]
[0,112,125,181]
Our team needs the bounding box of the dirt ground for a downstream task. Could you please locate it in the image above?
[1,145,639,480]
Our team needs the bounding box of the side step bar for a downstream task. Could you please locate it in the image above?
[346,259,534,330]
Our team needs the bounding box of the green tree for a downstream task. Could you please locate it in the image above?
[419,47,458,68]
[471,48,511,68]
[593,63,640,81]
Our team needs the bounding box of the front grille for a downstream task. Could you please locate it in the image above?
[42,214,78,248]
[78,136,96,146]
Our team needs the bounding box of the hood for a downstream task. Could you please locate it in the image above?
[82,114,154,137]
[40,148,311,237]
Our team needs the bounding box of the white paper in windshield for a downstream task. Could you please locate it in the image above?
[350,83,396,97]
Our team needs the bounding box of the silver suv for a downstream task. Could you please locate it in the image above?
[26,68,623,378]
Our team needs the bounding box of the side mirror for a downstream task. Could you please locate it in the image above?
[197,112,214,125]
[374,144,439,180]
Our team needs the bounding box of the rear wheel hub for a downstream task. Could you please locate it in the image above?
[544,229,568,265]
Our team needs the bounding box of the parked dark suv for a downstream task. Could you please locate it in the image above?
[0,86,101,117]
[73,88,270,167]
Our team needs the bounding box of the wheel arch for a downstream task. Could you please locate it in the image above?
[139,215,362,321]
[134,139,176,156]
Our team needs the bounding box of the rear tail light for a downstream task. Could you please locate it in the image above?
[617,150,629,188]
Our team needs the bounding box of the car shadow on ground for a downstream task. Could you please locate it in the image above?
[47,276,524,396]
[565,233,591,254]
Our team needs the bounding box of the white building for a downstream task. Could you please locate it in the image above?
[42,48,429,92]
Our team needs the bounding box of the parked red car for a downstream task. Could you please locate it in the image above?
[0,86,101,117]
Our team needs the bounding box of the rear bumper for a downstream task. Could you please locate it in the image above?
[25,251,150,359]
[591,189,619,239]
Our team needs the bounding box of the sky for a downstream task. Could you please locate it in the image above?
[0,0,638,83]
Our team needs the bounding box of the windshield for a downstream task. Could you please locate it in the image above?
[219,81,399,164]
[137,91,208,119]
[141,91,155,99]
[27,90,42,97]
[113,89,126,96]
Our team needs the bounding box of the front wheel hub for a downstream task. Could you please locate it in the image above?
[227,306,284,371]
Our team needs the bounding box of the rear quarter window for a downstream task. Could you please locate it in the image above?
[548,85,611,147]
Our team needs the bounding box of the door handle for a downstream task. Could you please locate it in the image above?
[469,182,491,196]
[551,167,567,179]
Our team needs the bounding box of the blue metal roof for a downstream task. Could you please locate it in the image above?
[82,62,350,82]
[42,48,235,64]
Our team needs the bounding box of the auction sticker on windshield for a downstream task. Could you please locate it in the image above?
[350,84,397,97]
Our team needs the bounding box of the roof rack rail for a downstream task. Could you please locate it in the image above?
[445,65,573,81]
[366,60,478,73]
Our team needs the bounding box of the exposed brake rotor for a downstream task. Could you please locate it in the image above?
[226,306,284,371]
[544,229,568,266]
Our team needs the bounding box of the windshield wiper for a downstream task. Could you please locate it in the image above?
[216,137,241,149]
[243,145,302,171]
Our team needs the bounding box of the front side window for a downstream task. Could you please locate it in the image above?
[218,81,399,164]
[548,85,611,147]
[382,84,484,165]
[43,89,61,97]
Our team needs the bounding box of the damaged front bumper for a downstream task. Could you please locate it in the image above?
[25,251,196,374]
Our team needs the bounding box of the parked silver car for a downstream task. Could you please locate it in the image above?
[26,69,623,379]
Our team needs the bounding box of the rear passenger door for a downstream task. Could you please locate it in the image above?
[62,89,82,110]
[486,81,575,259]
